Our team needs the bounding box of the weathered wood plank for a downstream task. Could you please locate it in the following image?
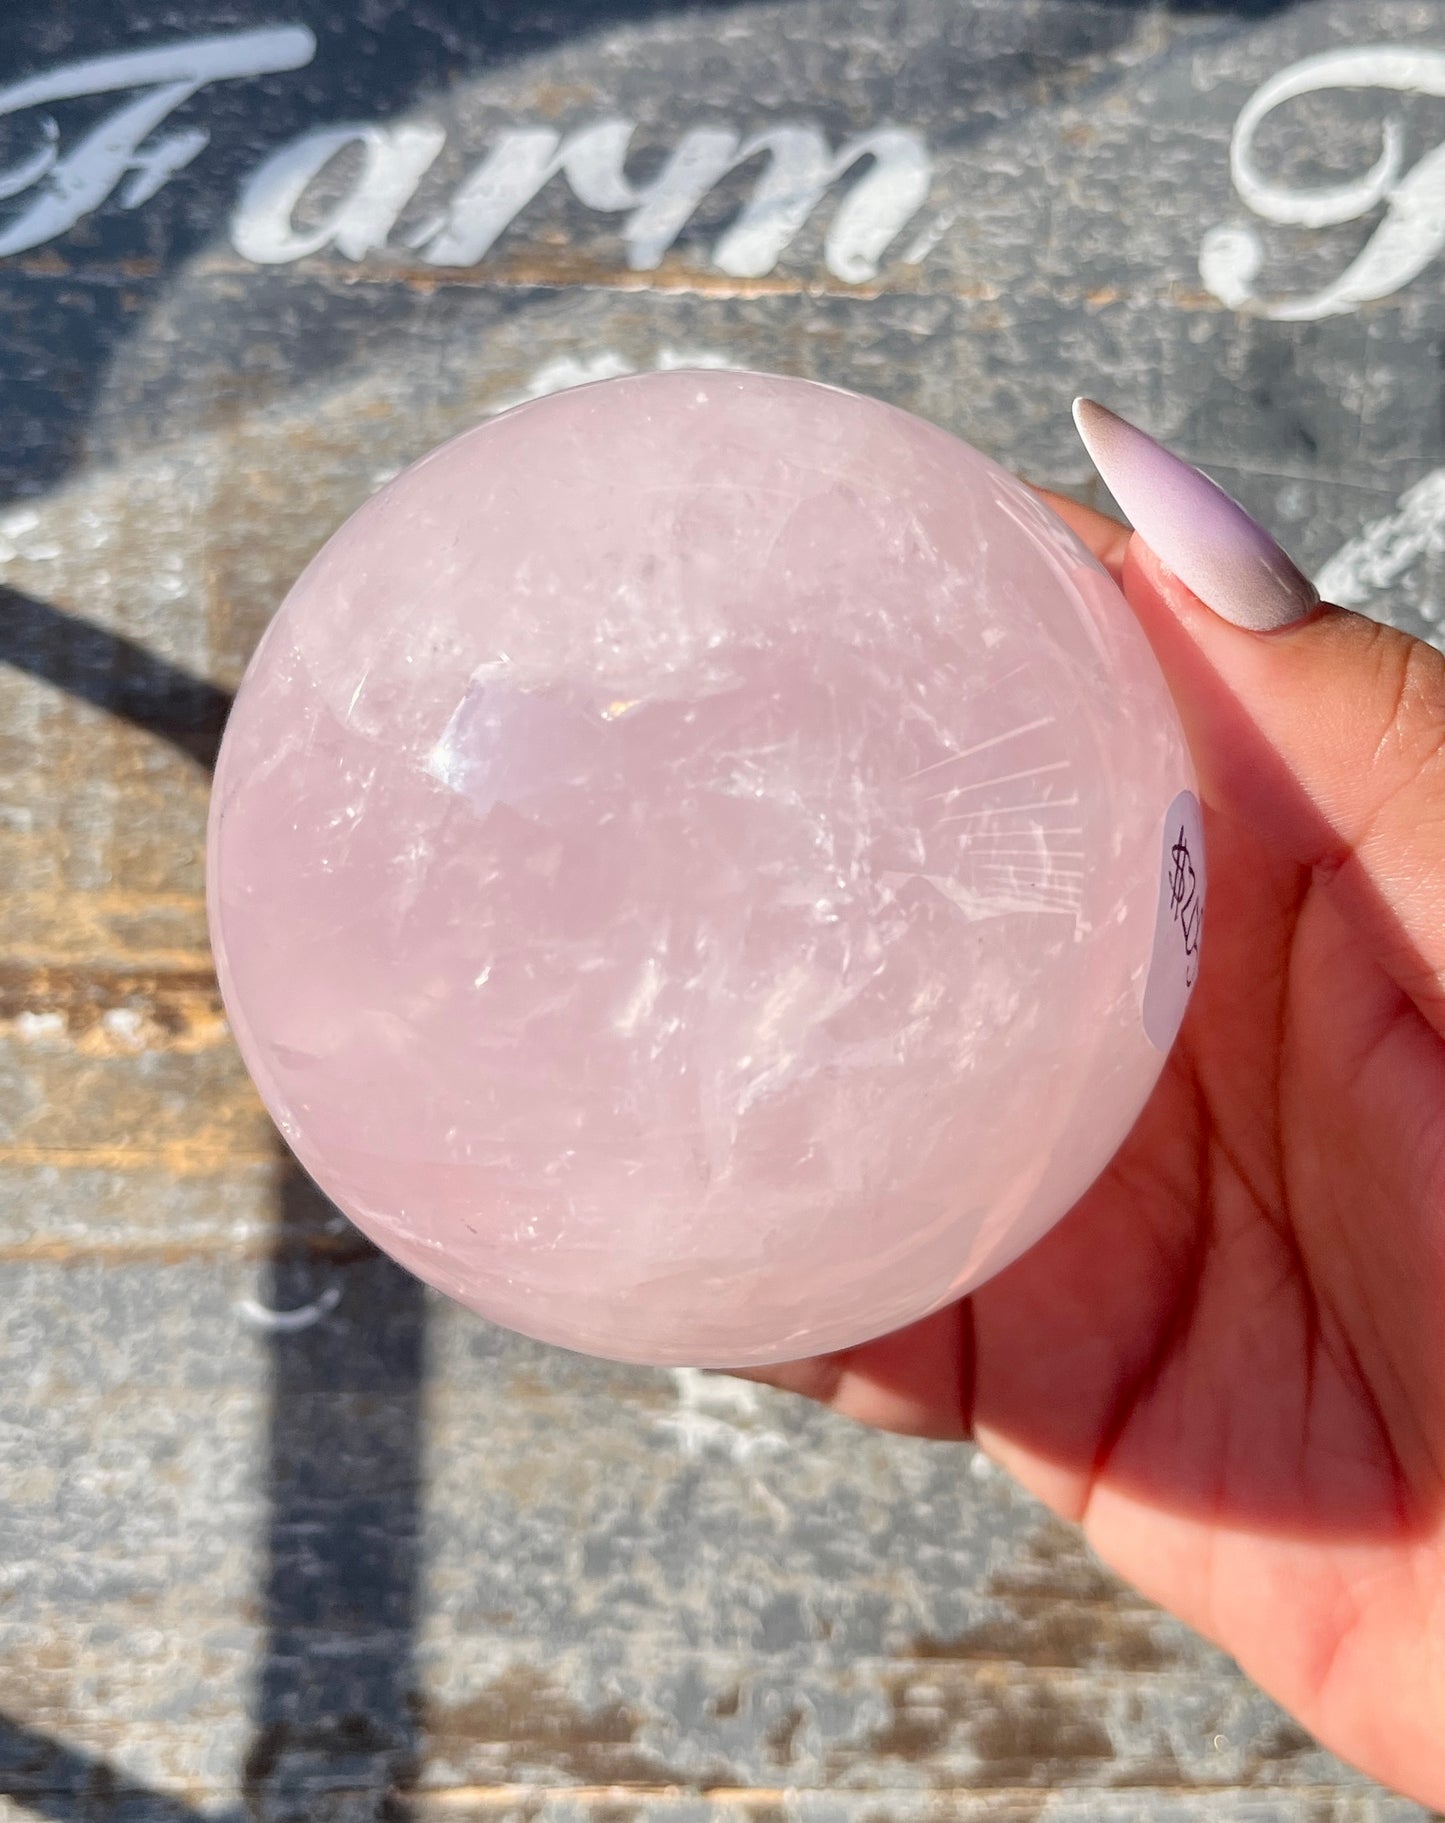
[7,0,1445,1817]
[0,1790,1430,1823]
[403,1796,1434,1822]
[0,1256,1407,1810]
[3,277,1442,994]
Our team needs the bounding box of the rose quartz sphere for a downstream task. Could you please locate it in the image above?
[209,370,1195,1367]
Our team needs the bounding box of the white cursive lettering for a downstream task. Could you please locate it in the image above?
[1,26,933,281]
[1316,468,1445,611]
[701,126,932,282]
[1201,44,1445,320]
[233,113,932,282]
[414,118,641,265]
[232,120,446,262]
[0,28,317,258]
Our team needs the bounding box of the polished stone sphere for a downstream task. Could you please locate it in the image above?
[208,370,1199,1366]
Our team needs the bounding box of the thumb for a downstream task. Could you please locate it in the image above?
[1075,400,1445,1030]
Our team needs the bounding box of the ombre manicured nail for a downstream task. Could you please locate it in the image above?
[1072,399,1320,632]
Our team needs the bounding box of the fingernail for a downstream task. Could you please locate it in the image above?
[1072,398,1320,632]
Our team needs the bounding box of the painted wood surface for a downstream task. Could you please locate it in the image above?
[3,1,1445,1817]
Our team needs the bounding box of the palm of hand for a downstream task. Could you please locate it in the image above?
[794,794,1427,1802]
[747,508,1445,1800]
[774,786,1445,1797]
[970,798,1445,1782]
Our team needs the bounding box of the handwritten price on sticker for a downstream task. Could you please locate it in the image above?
[1167,824,1204,988]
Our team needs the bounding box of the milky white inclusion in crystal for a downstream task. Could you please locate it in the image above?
[207,370,1196,1367]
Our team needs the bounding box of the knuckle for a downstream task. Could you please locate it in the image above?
[1360,623,1445,833]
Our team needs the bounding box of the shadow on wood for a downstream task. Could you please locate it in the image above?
[0,598,427,1817]
[0,1712,213,1823]
[242,1163,427,1823]
[0,583,231,768]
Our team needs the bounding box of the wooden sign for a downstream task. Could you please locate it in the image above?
[1,2,1440,1818]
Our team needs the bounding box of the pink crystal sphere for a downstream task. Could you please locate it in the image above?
[209,370,1195,1367]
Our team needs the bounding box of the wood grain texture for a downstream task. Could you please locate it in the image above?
[4,0,1445,1817]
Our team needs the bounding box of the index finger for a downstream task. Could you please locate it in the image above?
[1030,486,1131,581]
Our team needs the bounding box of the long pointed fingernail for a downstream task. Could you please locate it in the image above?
[1072,399,1320,632]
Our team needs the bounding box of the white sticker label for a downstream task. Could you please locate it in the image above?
[1142,790,1206,1053]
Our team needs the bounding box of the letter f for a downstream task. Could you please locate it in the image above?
[0,27,315,258]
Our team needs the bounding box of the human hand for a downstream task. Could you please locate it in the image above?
[737,403,1445,1807]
